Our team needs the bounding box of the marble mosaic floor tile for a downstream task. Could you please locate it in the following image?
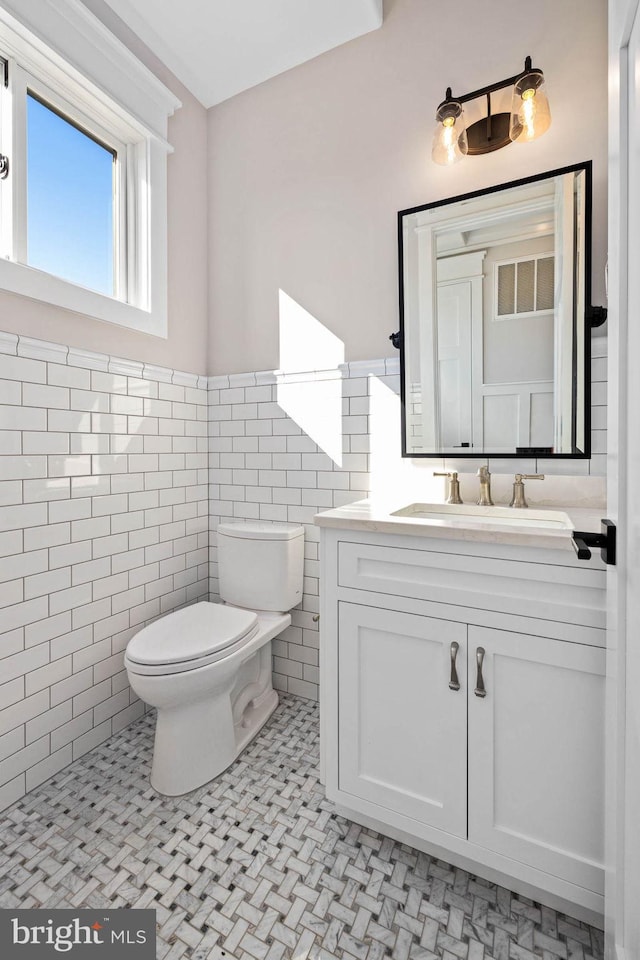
[0,695,604,960]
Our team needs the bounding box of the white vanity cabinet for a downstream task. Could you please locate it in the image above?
[338,602,467,837]
[467,626,605,896]
[319,524,607,923]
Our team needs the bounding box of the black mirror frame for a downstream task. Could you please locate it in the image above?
[396,160,602,459]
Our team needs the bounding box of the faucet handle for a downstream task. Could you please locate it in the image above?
[511,474,544,508]
[433,471,463,505]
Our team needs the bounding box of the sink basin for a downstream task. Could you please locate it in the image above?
[390,502,573,530]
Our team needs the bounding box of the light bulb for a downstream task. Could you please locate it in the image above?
[432,101,468,165]
[510,70,551,143]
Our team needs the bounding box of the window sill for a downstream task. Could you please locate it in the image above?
[0,258,167,338]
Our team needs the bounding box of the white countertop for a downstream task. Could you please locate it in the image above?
[314,499,606,553]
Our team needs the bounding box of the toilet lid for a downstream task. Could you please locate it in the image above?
[126,601,258,666]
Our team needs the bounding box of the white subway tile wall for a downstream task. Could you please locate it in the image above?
[1,331,607,811]
[207,337,607,701]
[0,334,209,812]
[208,369,329,702]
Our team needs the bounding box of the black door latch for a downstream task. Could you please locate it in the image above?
[572,519,616,565]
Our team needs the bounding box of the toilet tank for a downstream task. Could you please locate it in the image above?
[217,521,305,612]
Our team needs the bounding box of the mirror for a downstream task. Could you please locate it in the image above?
[398,162,593,458]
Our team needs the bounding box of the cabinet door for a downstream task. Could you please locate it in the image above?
[338,602,467,837]
[467,626,605,893]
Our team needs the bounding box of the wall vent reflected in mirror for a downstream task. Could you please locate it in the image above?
[397,161,595,458]
[496,255,554,317]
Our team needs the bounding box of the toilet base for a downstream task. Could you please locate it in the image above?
[151,690,238,795]
[149,638,281,796]
[235,685,279,753]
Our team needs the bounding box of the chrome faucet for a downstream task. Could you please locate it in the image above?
[434,470,463,504]
[510,473,545,508]
[477,466,494,506]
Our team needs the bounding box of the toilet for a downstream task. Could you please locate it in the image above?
[124,521,305,795]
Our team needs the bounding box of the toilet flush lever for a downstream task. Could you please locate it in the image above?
[449,641,460,691]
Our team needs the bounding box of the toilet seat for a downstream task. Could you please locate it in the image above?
[125,602,259,676]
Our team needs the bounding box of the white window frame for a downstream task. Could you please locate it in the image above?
[9,68,129,299]
[0,0,180,338]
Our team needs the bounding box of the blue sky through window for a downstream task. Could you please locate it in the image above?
[27,94,114,296]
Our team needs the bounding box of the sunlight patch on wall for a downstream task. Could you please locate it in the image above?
[277,290,344,466]
[369,374,442,501]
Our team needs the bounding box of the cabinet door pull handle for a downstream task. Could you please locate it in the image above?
[449,641,460,691]
[474,646,487,698]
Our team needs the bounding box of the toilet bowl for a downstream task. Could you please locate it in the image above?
[124,521,304,795]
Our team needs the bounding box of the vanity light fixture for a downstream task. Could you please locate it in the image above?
[431,56,551,165]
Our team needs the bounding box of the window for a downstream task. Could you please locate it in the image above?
[27,93,116,296]
[0,1,180,336]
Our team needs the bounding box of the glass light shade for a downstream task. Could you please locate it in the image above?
[432,102,468,165]
[509,71,551,143]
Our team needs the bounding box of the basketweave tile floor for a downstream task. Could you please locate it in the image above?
[0,694,604,960]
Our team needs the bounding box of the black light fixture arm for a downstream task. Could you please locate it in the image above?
[439,56,537,110]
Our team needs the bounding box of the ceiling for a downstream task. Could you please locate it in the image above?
[101,0,383,109]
